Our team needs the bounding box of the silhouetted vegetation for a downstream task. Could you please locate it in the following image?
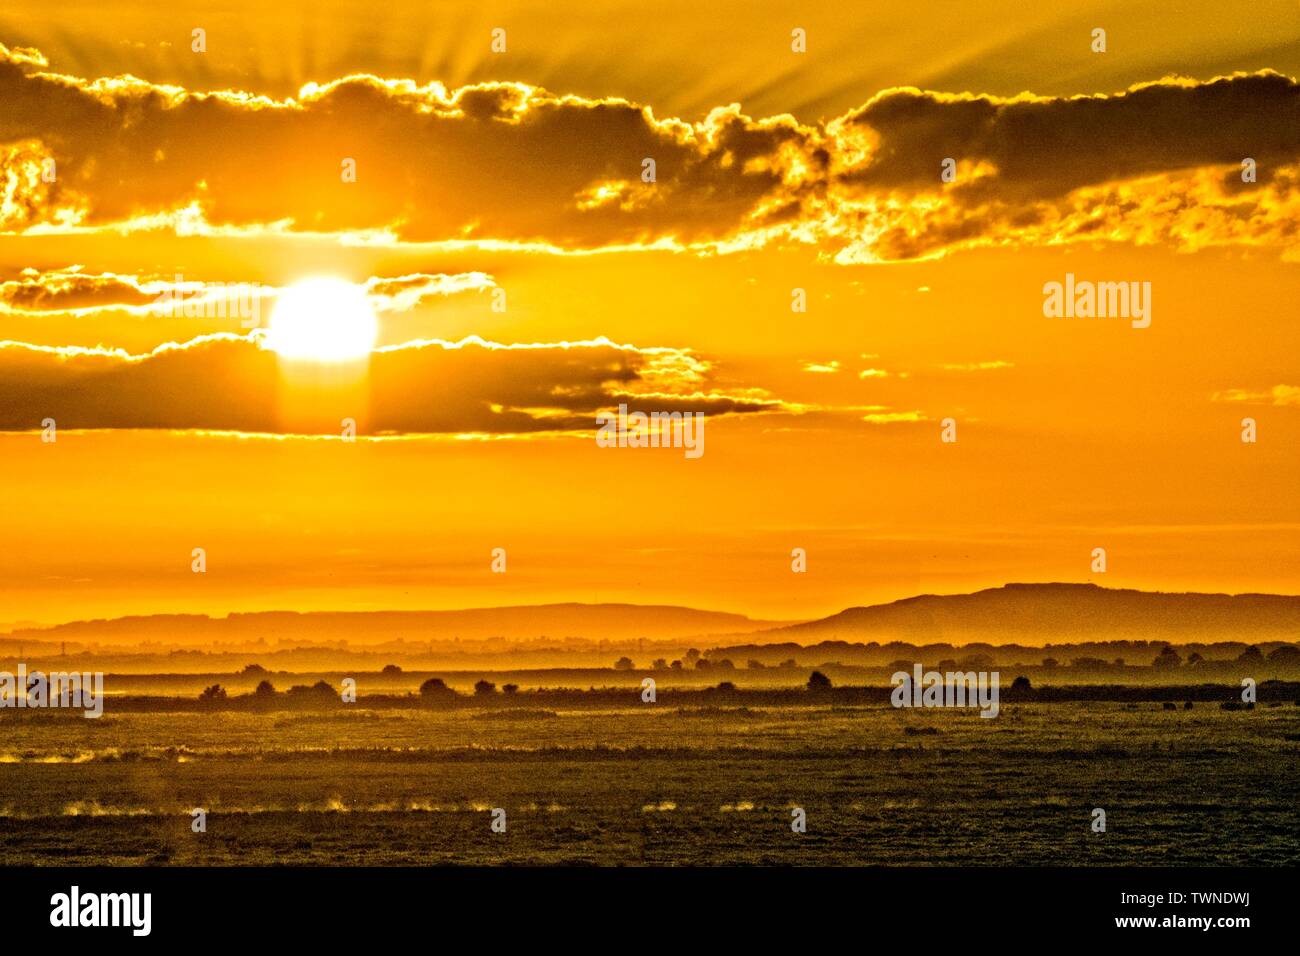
[419,677,456,699]
[1153,646,1183,669]
[60,677,1300,714]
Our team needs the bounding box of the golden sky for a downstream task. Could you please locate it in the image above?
[1,2,1298,625]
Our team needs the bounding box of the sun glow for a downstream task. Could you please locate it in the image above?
[266,277,378,360]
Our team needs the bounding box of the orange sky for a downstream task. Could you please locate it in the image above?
[1,2,1298,625]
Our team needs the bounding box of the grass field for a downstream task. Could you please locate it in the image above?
[1,702,1296,865]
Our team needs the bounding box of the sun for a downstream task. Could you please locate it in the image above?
[266,277,378,361]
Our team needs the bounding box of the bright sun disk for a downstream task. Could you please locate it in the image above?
[266,277,378,361]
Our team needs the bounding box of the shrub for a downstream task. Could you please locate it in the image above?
[419,678,455,698]
[806,671,832,691]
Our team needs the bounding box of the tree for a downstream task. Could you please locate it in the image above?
[502,683,519,695]
[1152,646,1182,669]
[1237,645,1264,664]
[310,680,336,695]
[1011,675,1032,692]
[474,679,497,696]
[614,656,635,671]
[685,648,701,665]
[652,658,668,670]
[381,664,403,675]
[1186,652,1204,666]
[199,684,227,702]
[1071,658,1108,669]
[807,671,832,691]
[746,659,765,670]
[1266,646,1300,664]
[716,681,737,693]
[1041,658,1059,669]
[240,663,268,676]
[254,680,276,697]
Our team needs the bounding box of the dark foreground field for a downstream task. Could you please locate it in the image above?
[1,703,1297,865]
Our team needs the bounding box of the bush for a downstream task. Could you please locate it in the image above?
[419,678,455,698]
[254,680,276,697]
[199,684,227,702]
[474,679,497,696]
[807,671,832,691]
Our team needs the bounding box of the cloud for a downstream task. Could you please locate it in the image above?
[3,42,1298,261]
[0,267,157,312]
[1212,385,1300,407]
[836,73,1300,197]
[0,267,493,317]
[362,273,494,312]
[0,333,782,435]
[0,43,819,247]
[939,360,1014,372]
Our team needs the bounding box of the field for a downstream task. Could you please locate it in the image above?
[2,701,1297,865]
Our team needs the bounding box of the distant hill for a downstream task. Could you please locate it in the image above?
[0,603,787,649]
[4,584,1297,655]
[742,583,1300,646]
